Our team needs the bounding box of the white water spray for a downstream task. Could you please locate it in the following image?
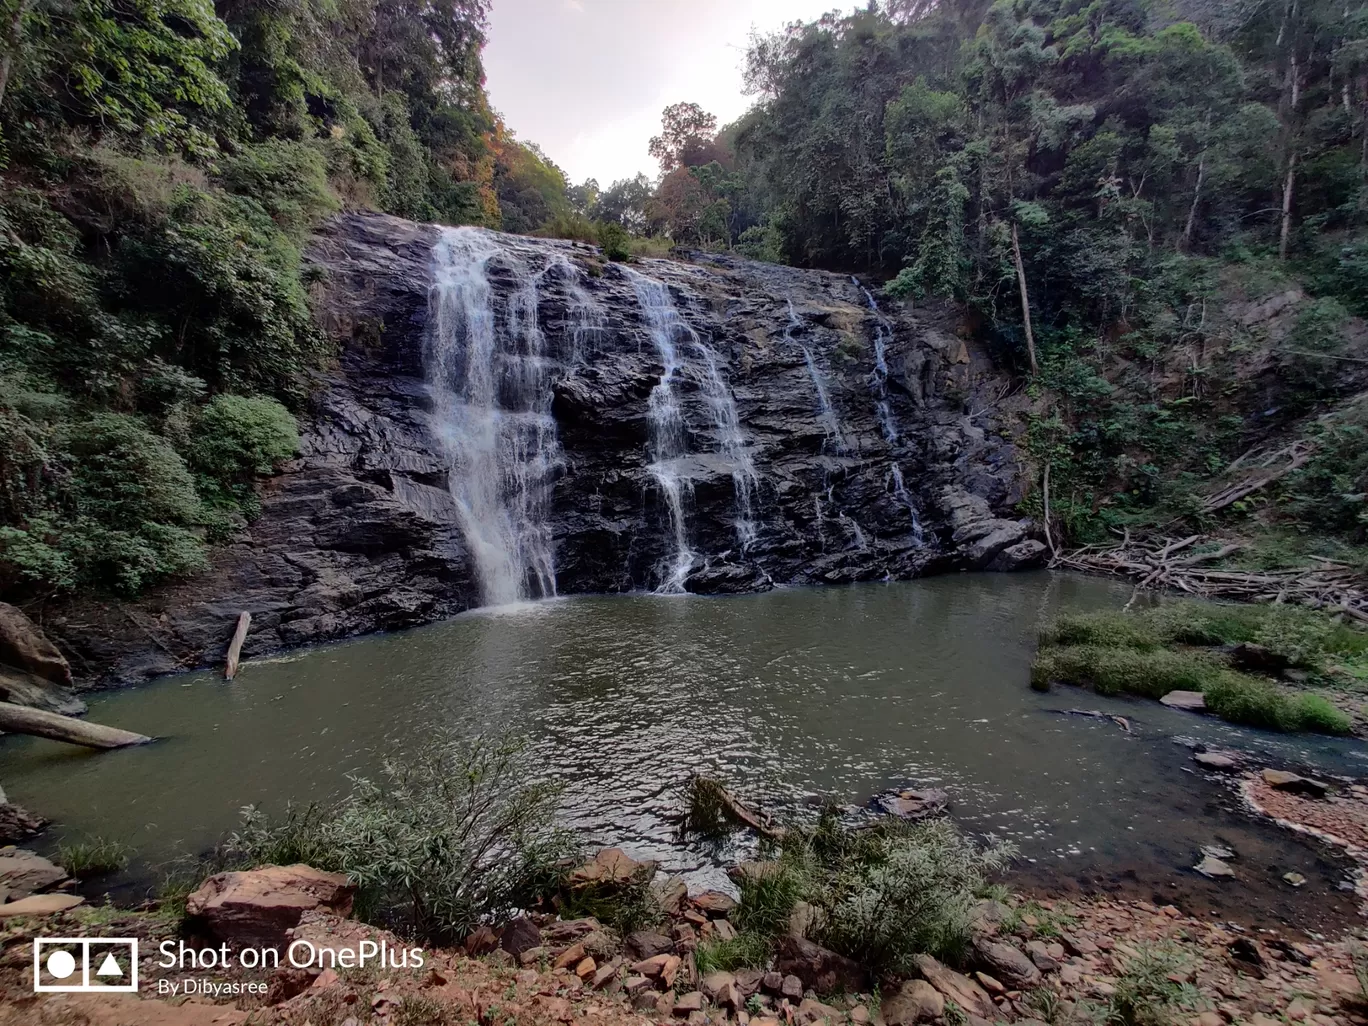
[427,228,592,605]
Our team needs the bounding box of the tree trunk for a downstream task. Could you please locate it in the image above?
[0,702,151,749]
[0,0,28,110]
[1010,222,1039,375]
[1181,153,1206,252]
[1279,150,1297,261]
[224,611,251,680]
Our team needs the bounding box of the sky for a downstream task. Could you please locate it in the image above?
[483,0,849,187]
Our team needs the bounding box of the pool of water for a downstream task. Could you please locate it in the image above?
[4,573,1365,928]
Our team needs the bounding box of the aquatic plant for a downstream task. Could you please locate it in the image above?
[57,836,131,878]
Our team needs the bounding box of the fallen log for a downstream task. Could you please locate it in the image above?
[688,775,787,840]
[224,611,251,681]
[0,701,151,749]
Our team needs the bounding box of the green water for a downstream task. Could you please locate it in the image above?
[2,573,1365,919]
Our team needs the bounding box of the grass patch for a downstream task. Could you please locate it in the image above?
[694,933,772,974]
[1107,945,1202,1026]
[1034,602,1361,734]
[57,836,131,878]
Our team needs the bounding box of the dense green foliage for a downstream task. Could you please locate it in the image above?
[1033,602,1361,733]
[614,0,1368,549]
[0,0,582,599]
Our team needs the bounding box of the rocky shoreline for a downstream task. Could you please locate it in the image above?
[2,844,1367,1026]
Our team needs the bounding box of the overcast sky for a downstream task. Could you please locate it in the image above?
[483,0,849,187]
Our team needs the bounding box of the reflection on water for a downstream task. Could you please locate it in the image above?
[3,573,1365,908]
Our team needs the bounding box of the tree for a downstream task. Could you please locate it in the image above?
[648,101,718,172]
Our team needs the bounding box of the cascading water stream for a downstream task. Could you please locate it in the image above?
[888,465,925,547]
[854,277,899,443]
[786,299,847,452]
[628,268,759,587]
[427,227,575,606]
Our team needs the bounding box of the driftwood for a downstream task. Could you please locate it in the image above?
[1197,441,1315,516]
[0,701,151,749]
[1053,533,1368,623]
[224,611,251,680]
[689,775,788,840]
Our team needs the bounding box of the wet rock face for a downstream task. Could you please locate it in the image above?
[53,213,1034,684]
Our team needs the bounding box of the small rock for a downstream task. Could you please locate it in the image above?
[971,936,1042,989]
[787,900,823,939]
[501,916,541,959]
[1024,940,1059,973]
[1160,690,1206,711]
[775,936,869,996]
[632,989,661,1012]
[871,787,950,820]
[652,876,688,916]
[574,956,597,980]
[1286,997,1313,1021]
[762,971,784,994]
[626,930,675,960]
[553,943,587,970]
[702,971,737,1000]
[1282,871,1307,888]
[1261,769,1330,798]
[713,919,738,942]
[913,954,996,1020]
[882,979,945,1026]
[590,960,620,990]
[1194,856,1235,880]
[1200,845,1236,861]
[1194,752,1241,771]
[1059,965,1082,986]
[624,975,653,994]
[518,946,546,966]
[674,991,705,1015]
[850,1005,871,1024]
[795,997,841,1025]
[692,890,738,917]
[781,974,804,1000]
[1061,933,1097,957]
[974,972,1005,995]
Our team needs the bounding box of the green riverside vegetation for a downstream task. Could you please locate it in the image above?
[1032,603,1363,734]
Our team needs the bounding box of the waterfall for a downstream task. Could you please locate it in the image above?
[854,278,899,442]
[787,299,847,451]
[888,465,925,547]
[427,227,565,606]
[628,268,758,587]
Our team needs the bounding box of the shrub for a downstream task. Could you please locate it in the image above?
[188,394,298,523]
[216,141,340,240]
[815,819,1015,974]
[597,221,631,262]
[227,733,579,943]
[1202,675,1351,734]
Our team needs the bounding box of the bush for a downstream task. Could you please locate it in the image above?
[227,733,580,943]
[216,141,340,240]
[188,394,298,523]
[1202,675,1351,734]
[814,819,1015,973]
[694,933,772,974]
[597,221,631,262]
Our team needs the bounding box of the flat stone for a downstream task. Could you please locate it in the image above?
[1160,690,1206,711]
[0,892,83,917]
[500,916,542,958]
[552,942,586,970]
[0,849,67,899]
[971,936,1042,989]
[1194,752,1240,771]
[1261,769,1330,798]
[673,991,704,1014]
[625,930,674,960]
[1024,940,1059,973]
[1194,856,1235,879]
[692,890,738,917]
[974,971,1004,995]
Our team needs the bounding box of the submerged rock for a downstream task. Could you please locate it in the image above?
[1261,769,1330,798]
[1194,855,1236,879]
[871,786,949,820]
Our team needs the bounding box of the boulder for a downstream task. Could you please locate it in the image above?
[185,863,355,948]
[0,603,72,686]
[1159,690,1206,712]
[567,848,656,890]
[971,935,1042,989]
[651,875,688,915]
[466,925,499,955]
[500,917,542,959]
[787,900,824,939]
[987,539,1048,573]
[626,930,674,960]
[1261,769,1330,798]
[775,935,869,996]
[881,979,944,1024]
[0,848,67,899]
[0,666,85,715]
[913,954,997,1020]
[734,968,765,997]
[795,998,842,1025]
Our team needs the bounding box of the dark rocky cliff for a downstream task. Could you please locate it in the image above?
[49,213,1041,685]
